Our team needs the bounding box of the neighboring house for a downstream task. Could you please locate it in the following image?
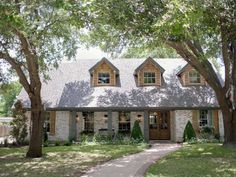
[18,57,224,142]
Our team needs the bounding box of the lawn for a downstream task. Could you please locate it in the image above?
[146,143,236,177]
[0,143,147,177]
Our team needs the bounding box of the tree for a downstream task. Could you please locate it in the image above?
[131,120,143,140]
[0,81,21,116]
[85,0,236,146]
[0,1,86,157]
[10,100,28,145]
[183,121,196,142]
[122,46,179,58]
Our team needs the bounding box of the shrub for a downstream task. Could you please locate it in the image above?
[43,127,48,143]
[10,100,28,146]
[3,138,8,147]
[92,133,113,144]
[131,120,143,141]
[183,121,196,142]
[43,141,49,147]
[202,126,214,134]
[63,140,72,146]
[55,140,61,146]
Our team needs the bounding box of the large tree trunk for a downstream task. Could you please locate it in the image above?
[26,95,44,158]
[222,107,236,146]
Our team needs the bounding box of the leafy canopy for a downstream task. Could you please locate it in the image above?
[0,0,87,80]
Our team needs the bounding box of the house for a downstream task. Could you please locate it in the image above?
[18,57,224,142]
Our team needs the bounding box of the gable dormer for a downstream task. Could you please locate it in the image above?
[89,57,119,86]
[134,57,165,87]
[177,64,207,86]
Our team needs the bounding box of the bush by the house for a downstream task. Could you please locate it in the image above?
[10,100,28,145]
[131,120,143,142]
[55,140,61,146]
[43,127,48,143]
[183,121,196,142]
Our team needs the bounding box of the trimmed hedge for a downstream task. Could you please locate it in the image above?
[183,121,196,142]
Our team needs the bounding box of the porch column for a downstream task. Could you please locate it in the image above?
[143,110,149,142]
[69,111,77,140]
[108,110,113,134]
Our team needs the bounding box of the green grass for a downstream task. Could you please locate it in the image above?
[0,143,147,177]
[146,143,236,177]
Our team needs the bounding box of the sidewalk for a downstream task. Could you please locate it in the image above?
[81,143,181,177]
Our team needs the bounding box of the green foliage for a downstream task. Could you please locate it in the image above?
[0,81,21,116]
[131,120,143,141]
[122,45,179,58]
[43,141,49,147]
[63,140,72,146]
[10,100,28,145]
[55,140,61,146]
[43,127,48,143]
[183,121,196,142]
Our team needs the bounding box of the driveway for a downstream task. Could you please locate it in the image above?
[81,143,181,177]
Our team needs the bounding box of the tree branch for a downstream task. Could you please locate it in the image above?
[0,51,31,94]
[166,41,223,97]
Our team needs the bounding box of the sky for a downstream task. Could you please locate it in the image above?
[76,47,109,60]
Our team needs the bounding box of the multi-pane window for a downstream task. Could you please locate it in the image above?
[98,73,110,84]
[83,112,94,133]
[189,70,201,84]
[199,110,211,127]
[118,112,130,132]
[44,112,50,133]
[144,72,156,84]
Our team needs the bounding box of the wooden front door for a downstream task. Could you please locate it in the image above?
[149,111,170,140]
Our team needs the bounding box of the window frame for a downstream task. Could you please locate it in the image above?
[143,72,156,85]
[199,110,213,128]
[83,112,94,133]
[44,112,51,133]
[118,112,131,133]
[188,70,201,84]
[97,72,111,85]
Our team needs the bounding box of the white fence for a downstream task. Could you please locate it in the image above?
[0,125,11,137]
[0,117,13,137]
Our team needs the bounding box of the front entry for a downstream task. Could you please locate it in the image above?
[149,111,170,140]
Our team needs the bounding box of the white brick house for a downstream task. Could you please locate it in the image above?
[18,57,224,142]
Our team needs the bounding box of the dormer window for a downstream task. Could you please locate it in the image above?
[144,72,156,84]
[134,57,165,87]
[89,58,119,87]
[98,73,110,84]
[189,70,201,84]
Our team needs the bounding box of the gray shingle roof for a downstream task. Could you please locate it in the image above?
[17,58,219,109]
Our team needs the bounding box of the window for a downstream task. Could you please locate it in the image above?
[44,112,50,133]
[144,72,156,84]
[83,112,94,133]
[199,110,212,127]
[98,73,110,84]
[189,70,201,84]
[119,112,130,132]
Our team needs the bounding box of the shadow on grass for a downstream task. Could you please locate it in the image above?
[0,144,146,177]
[145,143,236,177]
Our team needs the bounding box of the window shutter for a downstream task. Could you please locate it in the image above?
[208,110,213,127]
[50,111,56,135]
[192,110,200,133]
[213,110,219,134]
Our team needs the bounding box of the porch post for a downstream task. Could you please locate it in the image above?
[108,110,113,134]
[143,110,149,142]
[69,111,77,140]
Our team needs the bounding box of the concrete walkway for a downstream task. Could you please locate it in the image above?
[81,143,181,177]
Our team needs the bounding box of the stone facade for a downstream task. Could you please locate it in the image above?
[26,109,224,142]
[173,110,192,142]
[75,111,144,138]
[48,111,70,141]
